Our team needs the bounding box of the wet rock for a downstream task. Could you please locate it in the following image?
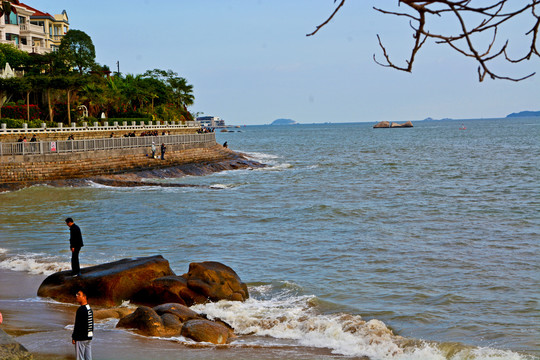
[153,303,200,322]
[131,276,206,307]
[37,255,175,307]
[181,319,233,344]
[0,328,33,360]
[116,303,234,343]
[93,307,135,321]
[117,306,165,337]
[185,261,249,302]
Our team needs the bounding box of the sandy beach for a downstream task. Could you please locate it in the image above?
[0,269,348,360]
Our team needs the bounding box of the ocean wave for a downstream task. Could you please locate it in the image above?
[0,252,70,275]
[190,285,532,360]
[241,151,291,171]
[210,183,238,189]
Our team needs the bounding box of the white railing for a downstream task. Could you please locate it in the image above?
[0,132,216,156]
[0,121,201,134]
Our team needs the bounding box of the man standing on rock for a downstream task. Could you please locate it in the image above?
[66,218,83,277]
[72,289,94,360]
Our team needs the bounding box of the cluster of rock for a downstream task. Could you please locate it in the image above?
[373,121,413,128]
[37,256,248,344]
[116,303,234,344]
[0,329,32,360]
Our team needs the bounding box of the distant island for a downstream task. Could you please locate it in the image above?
[271,118,297,125]
[506,111,540,118]
[422,117,454,121]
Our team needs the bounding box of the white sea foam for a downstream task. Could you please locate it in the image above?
[242,151,280,161]
[0,253,70,275]
[191,285,531,360]
[240,151,292,171]
[210,183,236,189]
[0,247,7,254]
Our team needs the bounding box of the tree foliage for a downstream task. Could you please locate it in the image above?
[0,43,30,69]
[58,29,96,74]
[308,0,540,81]
[0,30,195,124]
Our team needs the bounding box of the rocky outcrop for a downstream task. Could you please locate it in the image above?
[184,261,249,302]
[37,257,249,308]
[391,121,413,128]
[373,121,390,128]
[117,303,234,344]
[93,307,135,321]
[0,328,33,360]
[37,256,175,307]
[374,121,413,128]
[131,275,207,307]
[132,261,249,307]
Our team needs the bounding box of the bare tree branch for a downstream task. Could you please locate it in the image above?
[307,0,346,37]
[310,0,540,81]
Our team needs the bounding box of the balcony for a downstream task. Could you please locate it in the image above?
[19,23,46,36]
[0,40,51,54]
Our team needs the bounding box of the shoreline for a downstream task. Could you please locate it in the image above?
[0,269,342,360]
[0,148,265,193]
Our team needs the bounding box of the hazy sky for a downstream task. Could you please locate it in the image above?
[44,0,539,125]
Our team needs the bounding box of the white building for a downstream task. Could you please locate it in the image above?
[0,1,69,54]
[196,116,225,127]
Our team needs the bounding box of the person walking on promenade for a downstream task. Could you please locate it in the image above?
[65,218,83,277]
[72,289,94,360]
[160,143,166,160]
[151,142,156,159]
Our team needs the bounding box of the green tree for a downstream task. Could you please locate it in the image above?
[0,77,21,118]
[58,29,96,74]
[142,69,194,108]
[0,43,30,69]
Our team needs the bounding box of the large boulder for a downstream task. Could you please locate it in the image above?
[132,262,249,306]
[117,306,166,337]
[131,275,207,307]
[116,303,234,344]
[153,303,200,322]
[0,328,33,360]
[181,319,232,344]
[184,261,249,302]
[37,255,175,307]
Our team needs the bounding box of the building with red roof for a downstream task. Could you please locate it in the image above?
[0,0,69,54]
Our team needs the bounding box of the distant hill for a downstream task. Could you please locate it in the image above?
[271,118,297,125]
[506,111,540,118]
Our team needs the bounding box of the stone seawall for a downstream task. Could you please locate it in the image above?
[0,142,242,184]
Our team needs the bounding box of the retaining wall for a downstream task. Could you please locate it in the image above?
[0,142,238,184]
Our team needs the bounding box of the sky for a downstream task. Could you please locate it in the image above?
[41,0,539,125]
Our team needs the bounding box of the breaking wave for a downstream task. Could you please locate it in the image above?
[191,285,533,360]
[0,250,70,275]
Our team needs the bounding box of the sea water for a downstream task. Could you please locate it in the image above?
[0,118,539,359]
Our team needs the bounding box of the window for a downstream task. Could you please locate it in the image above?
[6,33,20,44]
[19,16,25,24]
[5,12,18,25]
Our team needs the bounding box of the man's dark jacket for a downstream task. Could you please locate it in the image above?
[70,224,84,249]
